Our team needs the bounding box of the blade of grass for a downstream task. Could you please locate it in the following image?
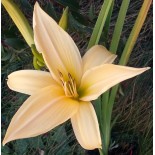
[87,0,113,49]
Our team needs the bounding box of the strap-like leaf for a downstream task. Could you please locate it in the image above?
[87,0,113,49]
[110,0,130,53]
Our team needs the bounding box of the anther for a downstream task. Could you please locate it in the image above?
[64,82,72,97]
[58,70,63,78]
[68,73,72,80]
[68,81,74,95]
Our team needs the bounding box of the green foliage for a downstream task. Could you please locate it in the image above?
[44,1,58,21]
[1,0,152,155]
[110,0,130,53]
[87,0,113,49]
[54,0,80,12]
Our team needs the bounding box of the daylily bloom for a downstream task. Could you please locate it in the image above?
[3,3,149,150]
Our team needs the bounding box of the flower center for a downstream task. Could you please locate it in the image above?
[58,71,79,98]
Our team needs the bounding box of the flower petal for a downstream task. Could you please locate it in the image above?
[33,3,82,85]
[71,101,101,150]
[7,70,57,95]
[79,64,150,101]
[83,45,117,72]
[3,85,79,145]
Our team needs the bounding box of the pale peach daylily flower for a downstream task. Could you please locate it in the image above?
[3,3,149,150]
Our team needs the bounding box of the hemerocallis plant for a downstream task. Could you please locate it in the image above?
[3,3,149,150]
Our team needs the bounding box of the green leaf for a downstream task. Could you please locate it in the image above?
[102,0,114,45]
[27,136,44,148]
[3,38,26,50]
[93,97,102,129]
[2,26,18,38]
[71,12,89,26]
[69,13,92,34]
[101,0,130,132]
[19,0,32,12]
[119,0,152,65]
[54,0,80,12]
[88,4,96,21]
[15,139,28,154]
[109,0,152,118]
[87,0,113,49]
[110,0,130,53]
[1,44,5,56]
[1,145,12,155]
[44,2,58,21]
[1,47,12,62]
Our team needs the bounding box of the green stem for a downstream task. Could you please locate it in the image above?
[99,149,104,155]
[101,91,111,154]
[31,45,44,64]
[33,57,41,70]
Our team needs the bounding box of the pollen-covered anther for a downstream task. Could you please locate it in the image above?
[58,71,78,98]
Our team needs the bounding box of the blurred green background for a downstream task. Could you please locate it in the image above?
[1,0,152,155]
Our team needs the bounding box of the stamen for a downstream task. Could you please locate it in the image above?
[68,73,72,80]
[68,81,74,95]
[64,82,72,97]
[58,70,63,78]
[60,79,64,86]
[58,70,65,85]
[58,71,78,98]
[73,79,78,95]
[58,71,63,80]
